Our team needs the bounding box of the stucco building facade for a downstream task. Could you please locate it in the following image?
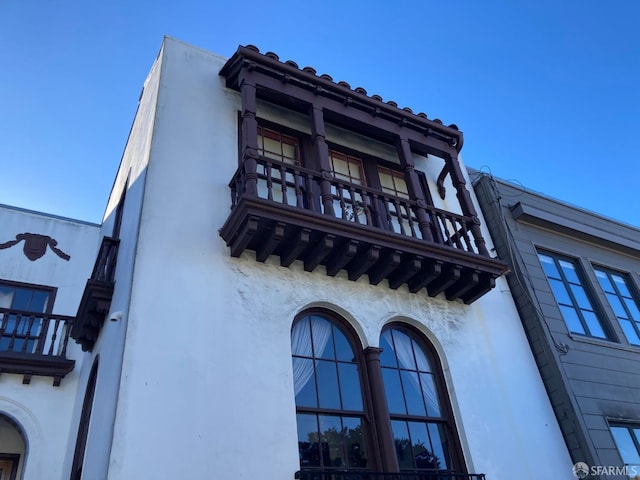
[0,38,574,480]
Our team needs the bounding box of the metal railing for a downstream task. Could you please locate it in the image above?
[229,158,481,255]
[0,308,74,358]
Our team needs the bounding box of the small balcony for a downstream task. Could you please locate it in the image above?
[295,470,485,480]
[0,308,75,386]
[72,236,119,352]
[220,159,507,304]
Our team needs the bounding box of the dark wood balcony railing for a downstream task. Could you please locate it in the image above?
[0,307,75,386]
[295,470,485,480]
[72,236,120,352]
[221,158,508,304]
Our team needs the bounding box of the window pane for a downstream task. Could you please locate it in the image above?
[338,363,363,411]
[570,284,592,310]
[391,420,414,469]
[382,368,407,414]
[420,373,442,417]
[379,331,398,367]
[316,360,341,409]
[427,423,451,470]
[11,288,33,311]
[559,306,585,335]
[343,417,368,468]
[392,329,417,370]
[606,293,629,319]
[319,415,345,468]
[613,274,632,297]
[402,371,426,416]
[30,291,50,312]
[549,279,572,305]
[619,320,640,346]
[595,269,615,293]
[538,254,560,279]
[291,317,311,356]
[625,298,640,320]
[559,259,580,283]
[293,358,317,407]
[413,339,433,373]
[582,310,606,338]
[333,325,353,362]
[310,316,334,359]
[297,414,320,467]
[408,422,434,469]
[611,426,640,465]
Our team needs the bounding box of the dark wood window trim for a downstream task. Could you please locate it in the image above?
[380,322,466,474]
[0,279,57,314]
[292,312,468,476]
[292,309,380,472]
[0,453,20,480]
[70,356,99,480]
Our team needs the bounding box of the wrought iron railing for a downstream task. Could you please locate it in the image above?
[0,308,74,358]
[229,158,481,256]
[295,470,485,480]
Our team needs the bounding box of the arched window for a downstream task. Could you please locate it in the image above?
[379,326,462,472]
[0,414,25,480]
[70,356,99,480]
[291,311,370,471]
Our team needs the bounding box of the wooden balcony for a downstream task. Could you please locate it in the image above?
[220,159,508,304]
[72,236,119,352]
[0,308,75,386]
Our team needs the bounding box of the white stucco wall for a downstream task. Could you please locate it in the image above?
[62,42,164,480]
[0,205,100,480]
[100,37,575,480]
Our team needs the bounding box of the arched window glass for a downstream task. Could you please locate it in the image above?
[292,313,368,470]
[380,327,455,471]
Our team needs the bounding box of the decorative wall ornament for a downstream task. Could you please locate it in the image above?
[0,233,71,261]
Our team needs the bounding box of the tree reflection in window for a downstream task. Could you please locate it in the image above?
[380,327,452,471]
[292,313,368,470]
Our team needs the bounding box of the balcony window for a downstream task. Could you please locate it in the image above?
[537,251,608,339]
[0,281,53,353]
[0,280,74,385]
[594,268,640,346]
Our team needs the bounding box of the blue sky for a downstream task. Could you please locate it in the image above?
[1,1,638,226]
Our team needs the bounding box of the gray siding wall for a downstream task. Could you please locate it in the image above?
[472,172,640,475]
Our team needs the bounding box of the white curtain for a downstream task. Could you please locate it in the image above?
[382,329,440,416]
[291,316,332,396]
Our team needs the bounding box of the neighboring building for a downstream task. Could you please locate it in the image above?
[0,205,100,479]
[1,37,574,480]
[473,172,640,479]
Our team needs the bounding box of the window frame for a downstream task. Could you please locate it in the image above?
[592,266,640,346]
[608,421,640,473]
[536,250,611,340]
[290,313,467,475]
[379,323,465,473]
[291,309,377,472]
[0,280,57,354]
